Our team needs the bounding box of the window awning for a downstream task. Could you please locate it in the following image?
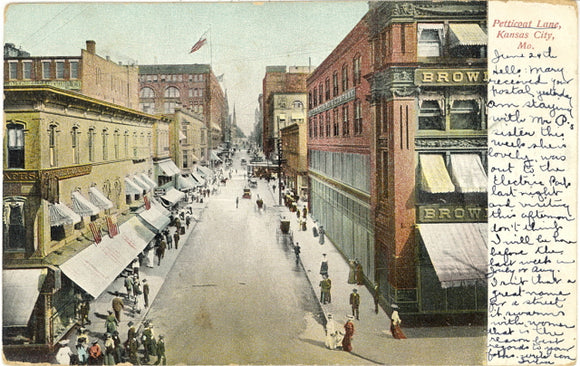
[156,160,181,176]
[190,153,200,162]
[138,206,171,233]
[125,177,143,195]
[449,154,487,193]
[418,223,488,288]
[59,217,154,298]
[419,155,455,193]
[176,174,198,191]
[197,166,213,177]
[139,173,158,189]
[89,187,114,210]
[49,202,82,227]
[160,188,186,206]
[191,172,206,185]
[3,269,44,326]
[179,131,187,140]
[211,151,222,162]
[72,191,100,217]
[449,23,487,47]
[133,175,152,192]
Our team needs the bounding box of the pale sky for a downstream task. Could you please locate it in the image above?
[3,1,369,135]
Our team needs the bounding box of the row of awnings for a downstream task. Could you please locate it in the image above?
[418,222,487,289]
[49,187,116,227]
[419,154,487,194]
[157,159,181,176]
[159,187,186,206]
[125,173,158,195]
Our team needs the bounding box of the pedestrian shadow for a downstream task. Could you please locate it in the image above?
[349,351,384,365]
[93,312,108,320]
[107,290,123,297]
[298,337,326,349]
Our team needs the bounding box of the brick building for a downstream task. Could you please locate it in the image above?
[307,15,375,284]
[368,1,488,316]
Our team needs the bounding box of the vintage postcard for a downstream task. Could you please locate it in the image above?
[2,0,577,365]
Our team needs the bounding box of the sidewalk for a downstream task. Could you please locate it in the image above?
[65,199,208,358]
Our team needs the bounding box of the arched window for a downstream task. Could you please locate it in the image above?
[113,130,120,159]
[71,126,80,164]
[164,87,180,98]
[140,87,155,98]
[88,128,95,162]
[7,123,25,168]
[49,124,58,167]
[124,131,129,156]
[102,129,109,160]
[292,101,303,109]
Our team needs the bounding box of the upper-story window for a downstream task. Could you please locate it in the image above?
[165,87,180,98]
[450,99,480,129]
[353,56,361,85]
[71,126,80,164]
[342,105,350,136]
[42,61,51,79]
[48,124,57,167]
[102,129,109,160]
[140,87,155,98]
[341,64,349,92]
[56,61,65,79]
[113,130,120,160]
[418,23,487,58]
[293,101,303,109]
[418,24,443,57]
[7,123,25,168]
[8,62,18,79]
[23,61,32,79]
[325,78,331,101]
[88,128,96,162]
[318,84,323,105]
[308,92,313,109]
[124,131,129,156]
[70,61,79,79]
[313,87,318,107]
[164,101,177,113]
[332,72,339,97]
[354,99,362,135]
[418,94,483,131]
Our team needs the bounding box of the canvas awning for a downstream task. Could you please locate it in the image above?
[139,173,158,189]
[133,175,152,192]
[191,172,206,185]
[138,206,171,233]
[59,217,154,298]
[179,131,187,140]
[449,154,487,193]
[156,160,181,176]
[176,174,198,191]
[72,191,100,217]
[449,23,487,47]
[49,202,82,227]
[197,166,213,177]
[419,155,455,194]
[89,187,114,210]
[3,269,44,326]
[211,151,222,162]
[125,177,143,195]
[418,223,488,288]
[150,198,171,216]
[160,188,186,206]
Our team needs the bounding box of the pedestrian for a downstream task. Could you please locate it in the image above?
[55,340,72,365]
[373,282,380,314]
[111,297,124,322]
[127,336,140,365]
[124,275,133,300]
[296,209,301,219]
[350,288,360,320]
[175,217,181,232]
[103,333,115,366]
[347,259,356,284]
[272,184,276,193]
[319,275,332,304]
[236,196,239,208]
[76,340,89,365]
[186,215,192,228]
[342,316,355,352]
[154,335,166,365]
[143,279,150,308]
[320,253,328,277]
[355,260,364,285]
[79,298,91,326]
[127,321,136,344]
[165,230,173,250]
[318,225,325,245]
[77,327,89,346]
[146,247,155,268]
[390,304,406,339]
[173,232,180,250]
[312,221,318,237]
[132,275,141,301]
[131,258,140,277]
[156,239,166,266]
[302,206,308,219]
[293,242,301,265]
[141,322,156,363]
[324,313,343,350]
[111,331,123,364]
[105,310,118,334]
[88,340,103,365]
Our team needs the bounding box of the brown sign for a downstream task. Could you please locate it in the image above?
[415,69,488,85]
[47,165,92,180]
[3,170,39,182]
[418,205,487,223]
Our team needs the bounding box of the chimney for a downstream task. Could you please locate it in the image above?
[86,40,96,54]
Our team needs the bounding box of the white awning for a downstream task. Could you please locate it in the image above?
[125,177,143,195]
[211,151,222,162]
[3,269,44,326]
[449,23,487,47]
[156,160,181,176]
[419,155,455,194]
[449,154,487,193]
[60,217,154,298]
[176,174,198,191]
[150,198,171,216]
[197,166,213,177]
[138,206,171,233]
[179,131,187,140]
[191,172,206,186]
[418,223,488,288]
[160,188,186,206]
[72,191,100,217]
[49,202,82,227]
[139,173,158,189]
[133,175,152,192]
[89,187,114,210]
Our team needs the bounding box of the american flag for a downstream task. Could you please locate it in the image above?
[144,195,151,210]
[189,35,207,54]
[89,222,102,244]
[106,216,119,238]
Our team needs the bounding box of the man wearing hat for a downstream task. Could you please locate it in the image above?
[349,288,360,320]
[103,333,115,365]
[112,296,124,322]
[55,339,72,365]
[154,335,166,365]
[141,321,156,363]
[342,316,355,352]
[319,274,332,304]
[105,310,118,334]
[143,279,150,308]
[127,321,136,343]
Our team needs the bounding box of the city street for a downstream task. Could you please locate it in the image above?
[145,153,364,364]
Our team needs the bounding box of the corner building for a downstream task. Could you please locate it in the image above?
[368,1,488,317]
[307,15,375,285]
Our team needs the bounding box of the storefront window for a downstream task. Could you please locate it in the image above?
[418,100,444,130]
[3,200,26,251]
[450,100,480,130]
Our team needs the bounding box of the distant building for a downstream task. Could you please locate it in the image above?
[4,43,30,58]
[4,40,139,109]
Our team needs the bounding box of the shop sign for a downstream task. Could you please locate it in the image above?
[415,69,488,86]
[418,204,487,223]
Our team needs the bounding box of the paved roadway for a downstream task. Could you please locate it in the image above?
[144,152,365,364]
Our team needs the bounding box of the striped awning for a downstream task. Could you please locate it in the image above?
[419,155,455,194]
[72,192,100,217]
[418,223,488,288]
[3,269,45,326]
[449,24,487,47]
[125,177,143,195]
[133,175,152,192]
[449,154,487,193]
[89,187,114,210]
[49,202,82,227]
[139,173,158,189]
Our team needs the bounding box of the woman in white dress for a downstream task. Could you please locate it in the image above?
[324,314,344,350]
